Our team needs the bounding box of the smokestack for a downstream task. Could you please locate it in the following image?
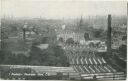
[107,15,112,55]
[23,28,26,41]
[23,23,27,41]
[0,18,5,50]
[0,21,2,50]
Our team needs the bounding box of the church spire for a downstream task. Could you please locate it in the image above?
[78,15,83,31]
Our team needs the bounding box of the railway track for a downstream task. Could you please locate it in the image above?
[64,45,126,80]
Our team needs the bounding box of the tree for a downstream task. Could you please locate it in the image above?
[122,36,127,41]
[28,45,43,65]
[89,42,95,47]
[58,37,64,43]
[15,54,28,65]
[41,37,49,44]
[9,23,18,32]
[119,45,126,58]
[74,41,80,45]
[0,50,5,64]
[66,38,74,45]
[84,32,90,40]
[93,29,104,38]
[0,50,13,64]
[28,43,69,66]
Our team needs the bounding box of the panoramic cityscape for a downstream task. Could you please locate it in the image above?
[0,0,127,80]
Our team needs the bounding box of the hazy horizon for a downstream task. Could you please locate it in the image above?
[1,0,127,19]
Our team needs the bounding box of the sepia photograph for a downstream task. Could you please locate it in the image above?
[0,0,127,80]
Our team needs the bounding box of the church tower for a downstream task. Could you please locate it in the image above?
[78,16,83,31]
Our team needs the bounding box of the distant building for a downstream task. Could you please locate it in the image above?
[18,31,36,39]
[111,25,127,49]
[57,30,84,43]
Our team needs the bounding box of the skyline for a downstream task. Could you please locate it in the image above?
[1,0,127,19]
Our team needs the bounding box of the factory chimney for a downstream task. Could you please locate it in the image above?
[107,14,112,55]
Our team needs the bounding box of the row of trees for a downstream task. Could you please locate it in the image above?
[0,44,69,66]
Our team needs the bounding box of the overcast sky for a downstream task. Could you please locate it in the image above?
[1,0,127,19]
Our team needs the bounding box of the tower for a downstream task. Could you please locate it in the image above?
[0,18,7,50]
[23,23,28,41]
[79,16,83,30]
[107,15,112,55]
